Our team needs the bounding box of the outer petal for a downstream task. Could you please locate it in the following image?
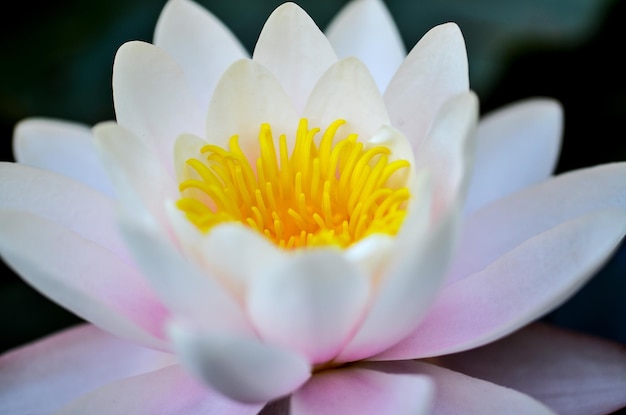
[448,162,626,284]
[253,2,337,113]
[247,249,370,364]
[59,364,262,415]
[0,324,175,415]
[415,91,478,220]
[113,41,204,175]
[384,23,469,149]
[291,362,433,415]
[435,323,626,415]
[13,118,115,197]
[117,208,253,335]
[304,57,392,141]
[410,362,557,415]
[0,210,169,349]
[463,98,563,215]
[374,209,626,360]
[169,324,311,404]
[154,0,248,112]
[205,59,298,159]
[325,0,405,92]
[0,162,128,261]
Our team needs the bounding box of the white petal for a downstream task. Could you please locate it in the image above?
[117,208,253,335]
[248,249,370,364]
[194,223,284,301]
[416,91,478,221]
[464,98,563,215]
[205,59,298,159]
[337,176,456,362]
[253,2,337,113]
[0,162,128,261]
[169,323,311,404]
[304,57,390,140]
[0,211,168,350]
[385,23,469,149]
[292,362,433,415]
[13,118,115,197]
[59,364,263,415]
[374,209,626,360]
[113,41,204,175]
[448,162,626,284]
[0,324,175,415]
[325,0,405,92]
[154,0,248,112]
[93,121,178,231]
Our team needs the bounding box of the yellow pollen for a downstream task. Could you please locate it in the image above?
[176,119,411,249]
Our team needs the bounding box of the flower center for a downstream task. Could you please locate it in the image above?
[176,119,411,249]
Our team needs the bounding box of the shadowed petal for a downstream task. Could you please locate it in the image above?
[0,324,176,415]
[435,323,626,415]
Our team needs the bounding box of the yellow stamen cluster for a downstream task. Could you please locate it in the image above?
[177,119,410,249]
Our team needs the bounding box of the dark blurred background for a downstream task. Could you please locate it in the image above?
[0,0,625,407]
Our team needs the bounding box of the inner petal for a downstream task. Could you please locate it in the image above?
[176,119,411,249]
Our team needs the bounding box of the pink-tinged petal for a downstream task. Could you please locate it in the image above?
[59,364,263,415]
[411,361,557,415]
[325,0,405,92]
[436,323,626,415]
[304,57,391,140]
[93,122,178,232]
[117,208,253,335]
[0,324,176,415]
[464,98,563,215]
[374,209,626,360]
[0,162,128,261]
[0,210,169,349]
[416,91,478,221]
[154,0,248,112]
[169,323,311,404]
[448,162,626,284]
[205,59,298,159]
[384,23,469,149]
[13,118,115,197]
[113,41,204,175]
[337,174,454,362]
[291,362,433,415]
[248,250,370,364]
[253,2,337,113]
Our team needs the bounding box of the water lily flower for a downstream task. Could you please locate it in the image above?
[1,0,626,414]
